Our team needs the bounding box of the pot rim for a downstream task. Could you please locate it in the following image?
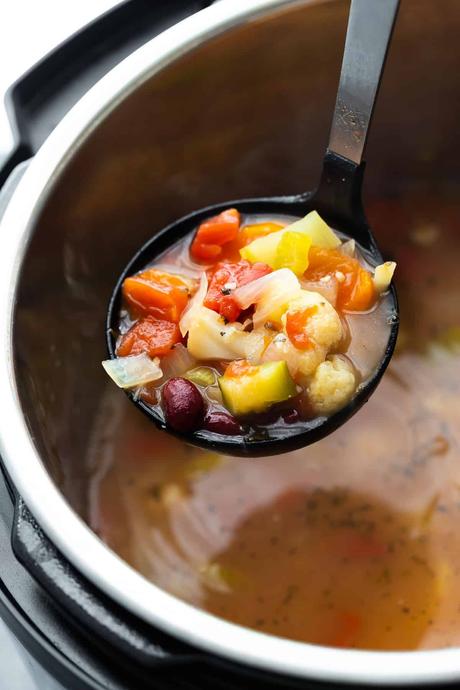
[0,0,458,684]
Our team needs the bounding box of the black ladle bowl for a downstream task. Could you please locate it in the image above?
[106,0,400,457]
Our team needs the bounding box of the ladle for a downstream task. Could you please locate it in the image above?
[106,0,400,457]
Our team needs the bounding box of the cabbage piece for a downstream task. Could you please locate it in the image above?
[179,271,208,336]
[102,354,162,388]
[373,261,396,293]
[187,307,266,362]
[233,268,301,329]
[233,268,297,309]
[282,211,341,249]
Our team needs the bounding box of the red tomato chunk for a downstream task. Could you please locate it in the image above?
[204,260,272,322]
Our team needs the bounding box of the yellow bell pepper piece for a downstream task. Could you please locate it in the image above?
[275,231,311,275]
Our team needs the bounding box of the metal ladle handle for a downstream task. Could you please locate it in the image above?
[328,0,400,165]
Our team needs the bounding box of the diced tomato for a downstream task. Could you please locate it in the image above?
[190,209,240,262]
[305,247,376,312]
[285,305,318,350]
[117,318,181,357]
[122,269,191,321]
[204,260,272,322]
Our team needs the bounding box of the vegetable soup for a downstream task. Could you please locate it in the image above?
[104,210,395,439]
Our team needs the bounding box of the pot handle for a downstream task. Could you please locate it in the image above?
[0,159,31,219]
[12,497,210,668]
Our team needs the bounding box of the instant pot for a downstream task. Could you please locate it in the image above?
[1,0,459,688]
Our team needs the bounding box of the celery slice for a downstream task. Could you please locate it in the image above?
[185,366,217,387]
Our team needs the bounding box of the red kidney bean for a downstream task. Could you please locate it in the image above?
[162,378,205,433]
[203,411,243,436]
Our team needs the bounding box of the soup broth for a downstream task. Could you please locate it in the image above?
[89,195,460,650]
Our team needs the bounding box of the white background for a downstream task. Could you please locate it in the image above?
[0,1,123,160]
[0,1,122,95]
[0,4,123,687]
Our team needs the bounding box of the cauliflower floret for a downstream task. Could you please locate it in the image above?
[262,290,343,379]
[282,290,343,350]
[262,335,327,378]
[307,355,357,415]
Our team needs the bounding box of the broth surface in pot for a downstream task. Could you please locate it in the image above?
[89,193,460,650]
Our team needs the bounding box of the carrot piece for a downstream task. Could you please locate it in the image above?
[345,267,376,311]
[237,222,285,248]
[122,269,190,321]
[191,242,222,262]
[117,317,181,357]
[191,209,240,262]
[304,247,376,312]
[197,209,240,244]
[285,305,318,350]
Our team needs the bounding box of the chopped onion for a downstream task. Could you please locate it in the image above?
[339,239,356,257]
[300,276,338,307]
[179,271,208,336]
[233,268,298,309]
[102,354,162,388]
[160,343,196,380]
[373,261,396,293]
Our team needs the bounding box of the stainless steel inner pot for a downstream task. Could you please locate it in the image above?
[1,0,460,684]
